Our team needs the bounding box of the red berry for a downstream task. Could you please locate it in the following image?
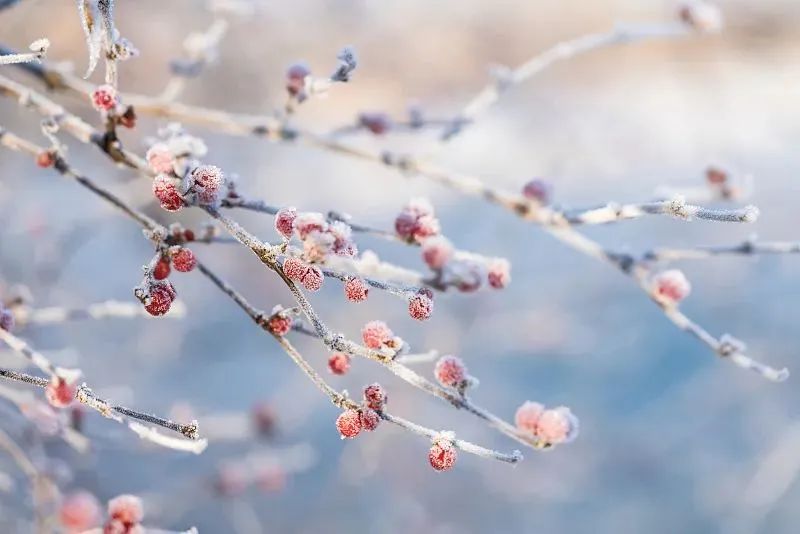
[145,143,175,174]
[336,409,362,439]
[706,166,728,185]
[487,258,511,289]
[45,377,76,408]
[152,175,183,212]
[107,494,144,526]
[344,277,369,302]
[361,321,393,349]
[267,313,292,336]
[363,383,387,411]
[328,352,350,375]
[91,84,117,112]
[36,150,55,168]
[434,355,467,388]
[0,307,14,332]
[183,229,195,242]
[301,265,324,292]
[408,293,433,321]
[283,257,308,281]
[60,490,102,532]
[428,439,457,472]
[152,258,171,280]
[394,199,440,244]
[522,178,550,204]
[421,236,453,270]
[190,165,225,205]
[274,207,297,239]
[144,282,176,316]
[172,248,196,273]
[359,408,380,431]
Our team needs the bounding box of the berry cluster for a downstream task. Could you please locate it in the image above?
[395,198,441,244]
[105,494,144,534]
[334,383,388,439]
[514,401,579,448]
[283,257,324,292]
[275,208,358,262]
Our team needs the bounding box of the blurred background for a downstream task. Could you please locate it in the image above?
[1,0,799,532]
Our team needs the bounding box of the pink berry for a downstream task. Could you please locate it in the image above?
[293,212,327,240]
[0,307,14,332]
[408,293,433,321]
[144,282,176,316]
[394,199,440,244]
[336,409,362,439]
[434,355,467,388]
[301,265,324,292]
[36,150,56,168]
[487,258,511,289]
[267,313,292,336]
[363,383,387,411]
[652,269,691,303]
[145,143,175,174]
[286,63,310,97]
[274,207,297,239]
[45,377,76,408]
[91,84,117,112]
[172,248,196,273]
[152,175,183,212]
[522,178,550,204]
[514,401,545,434]
[328,352,351,375]
[361,320,393,349]
[107,494,144,527]
[190,165,225,205]
[413,214,440,241]
[344,277,369,302]
[283,257,309,281]
[394,211,418,241]
[152,258,171,280]
[421,236,453,270]
[60,490,102,532]
[428,439,457,472]
[535,407,579,446]
[359,408,380,431]
[358,112,391,135]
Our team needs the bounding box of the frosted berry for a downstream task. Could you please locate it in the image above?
[107,494,143,526]
[267,312,292,336]
[45,377,76,408]
[172,248,196,272]
[301,265,324,292]
[286,63,310,97]
[434,355,467,388]
[152,175,183,212]
[152,258,170,280]
[359,408,380,431]
[487,258,511,289]
[145,143,175,174]
[0,307,14,332]
[344,277,369,302]
[428,439,457,472]
[421,236,453,270]
[283,257,308,281]
[60,490,102,532]
[522,178,550,204]
[394,198,440,243]
[535,407,579,445]
[190,165,225,205]
[336,409,362,439]
[293,212,327,240]
[183,229,195,242]
[652,269,691,303]
[358,112,391,135]
[274,207,297,239]
[361,320,393,349]
[91,84,117,112]
[514,401,545,435]
[36,150,56,168]
[144,281,176,316]
[408,293,433,321]
[328,352,350,375]
[363,383,387,411]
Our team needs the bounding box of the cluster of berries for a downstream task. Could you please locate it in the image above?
[335,383,388,439]
[60,492,144,534]
[90,85,137,128]
[275,207,358,261]
[514,401,580,448]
